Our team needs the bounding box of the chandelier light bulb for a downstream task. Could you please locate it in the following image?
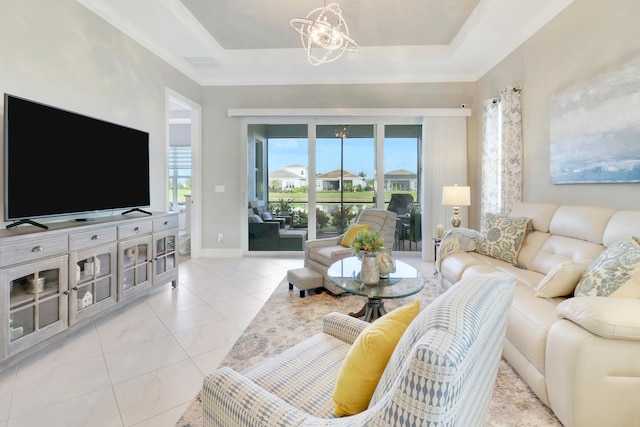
[290,2,358,66]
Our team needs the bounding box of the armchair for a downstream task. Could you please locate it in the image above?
[305,209,397,294]
[202,273,515,426]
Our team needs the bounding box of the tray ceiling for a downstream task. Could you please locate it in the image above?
[77,0,574,86]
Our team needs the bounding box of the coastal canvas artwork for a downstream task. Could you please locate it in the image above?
[550,56,640,184]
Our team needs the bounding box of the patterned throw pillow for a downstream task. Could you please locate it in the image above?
[475,213,531,264]
[574,237,640,298]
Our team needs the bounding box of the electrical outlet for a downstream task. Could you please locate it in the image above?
[217,233,223,243]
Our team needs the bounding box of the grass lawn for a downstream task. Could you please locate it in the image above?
[268,191,416,204]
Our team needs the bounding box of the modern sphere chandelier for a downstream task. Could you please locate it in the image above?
[290,2,358,66]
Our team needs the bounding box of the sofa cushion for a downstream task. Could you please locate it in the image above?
[557,296,640,340]
[475,213,531,264]
[548,205,615,244]
[248,214,263,223]
[529,235,605,276]
[340,223,370,248]
[243,332,352,418]
[574,237,640,298]
[603,211,640,247]
[535,260,590,298]
[309,245,353,266]
[510,202,558,233]
[507,282,560,374]
[332,300,420,417]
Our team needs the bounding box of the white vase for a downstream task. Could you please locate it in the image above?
[360,253,379,285]
[377,247,393,279]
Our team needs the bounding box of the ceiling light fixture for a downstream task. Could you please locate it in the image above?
[290,2,358,66]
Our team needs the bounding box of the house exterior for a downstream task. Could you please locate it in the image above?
[384,169,417,191]
[315,169,366,191]
[268,164,307,190]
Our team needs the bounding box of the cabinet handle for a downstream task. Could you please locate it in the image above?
[91,235,99,240]
[63,290,69,295]
[31,245,44,252]
[163,221,168,226]
[134,227,140,233]
[72,286,78,291]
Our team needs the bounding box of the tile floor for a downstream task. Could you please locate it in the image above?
[0,254,433,427]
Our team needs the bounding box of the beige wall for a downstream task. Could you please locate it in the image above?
[470,0,640,229]
[200,84,475,251]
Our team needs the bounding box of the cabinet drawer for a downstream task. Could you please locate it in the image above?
[0,236,68,268]
[118,221,152,240]
[69,227,117,251]
[153,215,179,232]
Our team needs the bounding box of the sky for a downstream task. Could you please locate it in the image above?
[268,137,418,178]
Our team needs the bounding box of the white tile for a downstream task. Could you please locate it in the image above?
[158,304,224,334]
[173,319,243,358]
[191,344,234,376]
[0,365,17,422]
[146,291,207,317]
[209,294,265,318]
[113,359,202,426]
[132,403,190,427]
[96,315,171,354]
[11,355,111,418]
[16,324,102,378]
[7,387,121,427]
[104,335,188,384]
[197,283,248,304]
[226,309,260,330]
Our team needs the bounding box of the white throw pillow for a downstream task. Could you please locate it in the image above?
[248,214,263,223]
[535,260,590,298]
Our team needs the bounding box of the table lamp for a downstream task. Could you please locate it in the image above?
[442,185,471,227]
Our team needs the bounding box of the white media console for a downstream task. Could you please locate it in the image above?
[0,211,179,367]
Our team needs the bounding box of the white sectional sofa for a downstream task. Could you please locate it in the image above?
[438,203,640,427]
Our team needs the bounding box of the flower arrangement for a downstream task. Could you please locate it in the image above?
[351,229,384,255]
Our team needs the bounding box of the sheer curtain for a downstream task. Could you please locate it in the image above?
[480,86,522,221]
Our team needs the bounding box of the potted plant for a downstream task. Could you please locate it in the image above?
[350,229,384,256]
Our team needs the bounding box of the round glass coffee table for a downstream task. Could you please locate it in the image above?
[327,256,424,322]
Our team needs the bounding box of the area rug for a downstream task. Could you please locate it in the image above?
[176,276,561,426]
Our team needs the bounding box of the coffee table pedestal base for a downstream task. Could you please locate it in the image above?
[349,298,387,322]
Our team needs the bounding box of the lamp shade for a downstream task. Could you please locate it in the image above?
[442,186,471,206]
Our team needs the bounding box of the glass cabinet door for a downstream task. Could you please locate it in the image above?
[2,256,69,358]
[152,230,178,287]
[118,236,152,301]
[70,244,116,324]
[154,233,176,276]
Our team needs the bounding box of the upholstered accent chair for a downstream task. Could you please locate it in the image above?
[305,209,397,294]
[202,273,515,427]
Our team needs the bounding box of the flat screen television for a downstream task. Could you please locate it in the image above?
[3,93,151,228]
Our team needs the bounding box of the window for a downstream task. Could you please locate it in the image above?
[168,146,191,211]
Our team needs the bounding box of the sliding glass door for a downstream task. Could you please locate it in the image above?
[247,122,422,251]
[316,125,375,238]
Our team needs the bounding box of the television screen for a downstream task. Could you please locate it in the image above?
[3,94,150,224]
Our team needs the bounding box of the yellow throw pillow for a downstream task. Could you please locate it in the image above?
[332,300,420,417]
[341,223,370,248]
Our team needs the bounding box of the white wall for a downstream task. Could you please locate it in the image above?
[470,0,640,228]
[0,0,201,225]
